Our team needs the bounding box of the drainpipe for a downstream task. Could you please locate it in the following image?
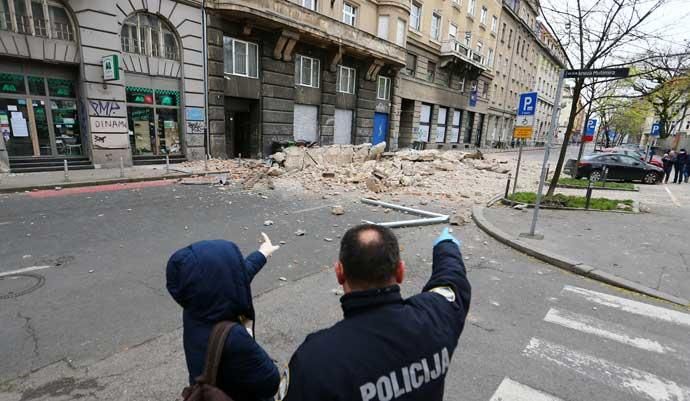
[202,0,210,159]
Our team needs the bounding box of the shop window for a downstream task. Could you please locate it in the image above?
[125,86,181,156]
[295,54,320,88]
[47,78,74,97]
[377,76,391,100]
[436,106,448,143]
[51,99,80,155]
[418,103,431,142]
[337,65,356,94]
[223,36,259,78]
[121,13,179,61]
[0,73,26,94]
[27,75,45,95]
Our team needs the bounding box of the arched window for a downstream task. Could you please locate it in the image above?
[0,0,74,40]
[121,13,178,61]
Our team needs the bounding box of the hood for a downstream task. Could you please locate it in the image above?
[166,240,255,322]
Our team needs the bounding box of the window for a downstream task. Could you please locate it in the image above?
[450,110,461,142]
[418,103,432,142]
[410,2,421,31]
[121,13,178,60]
[301,0,316,10]
[448,23,457,40]
[126,87,181,156]
[295,54,320,88]
[464,31,472,47]
[459,77,465,91]
[487,48,494,67]
[431,13,441,40]
[337,65,356,94]
[501,22,506,42]
[427,61,436,82]
[396,18,406,46]
[0,0,74,40]
[405,53,417,76]
[377,15,389,39]
[223,37,259,78]
[480,7,487,24]
[343,2,356,26]
[491,16,498,32]
[467,0,476,16]
[436,106,448,143]
[377,76,391,100]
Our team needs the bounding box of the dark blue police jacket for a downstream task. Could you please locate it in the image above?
[279,240,471,401]
[166,240,280,401]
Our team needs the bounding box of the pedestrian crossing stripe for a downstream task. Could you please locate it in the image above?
[543,308,688,360]
[562,285,690,327]
[523,338,690,401]
[489,377,565,401]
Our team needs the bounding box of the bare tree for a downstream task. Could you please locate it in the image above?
[539,0,667,196]
[631,49,690,141]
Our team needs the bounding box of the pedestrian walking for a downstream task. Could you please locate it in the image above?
[662,152,674,183]
[277,225,471,401]
[166,234,281,401]
[674,149,688,184]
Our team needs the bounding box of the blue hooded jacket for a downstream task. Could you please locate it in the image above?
[166,240,280,401]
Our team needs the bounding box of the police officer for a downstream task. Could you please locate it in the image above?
[278,224,471,401]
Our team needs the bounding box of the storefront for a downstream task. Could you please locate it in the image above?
[125,84,181,156]
[0,67,82,158]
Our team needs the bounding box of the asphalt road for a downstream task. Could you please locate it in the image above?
[1,178,688,401]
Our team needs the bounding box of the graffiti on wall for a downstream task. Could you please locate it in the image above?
[89,100,122,117]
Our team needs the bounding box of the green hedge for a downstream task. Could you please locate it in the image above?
[508,192,634,210]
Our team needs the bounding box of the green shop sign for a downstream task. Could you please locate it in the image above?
[0,73,24,94]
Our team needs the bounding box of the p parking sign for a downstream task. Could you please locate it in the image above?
[650,123,660,137]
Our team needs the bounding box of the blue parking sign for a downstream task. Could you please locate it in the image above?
[585,119,597,135]
[517,92,538,116]
[650,123,660,137]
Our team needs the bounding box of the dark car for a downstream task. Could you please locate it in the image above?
[565,153,664,184]
[600,147,664,168]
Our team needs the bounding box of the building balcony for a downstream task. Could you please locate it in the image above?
[439,39,488,78]
[211,0,406,69]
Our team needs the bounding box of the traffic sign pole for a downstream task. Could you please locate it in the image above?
[512,92,538,196]
[523,70,566,239]
[512,140,523,196]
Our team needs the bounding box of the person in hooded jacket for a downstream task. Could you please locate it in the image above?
[166,233,281,401]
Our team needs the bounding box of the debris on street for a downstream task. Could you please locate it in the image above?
[331,205,345,215]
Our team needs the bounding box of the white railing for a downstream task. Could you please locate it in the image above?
[440,39,487,68]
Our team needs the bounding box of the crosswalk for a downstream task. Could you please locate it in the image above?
[488,285,690,401]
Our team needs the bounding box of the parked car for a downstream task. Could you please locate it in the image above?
[565,153,664,184]
[599,147,664,168]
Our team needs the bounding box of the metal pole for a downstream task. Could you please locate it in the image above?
[585,180,593,209]
[504,174,512,199]
[119,156,124,178]
[166,154,170,173]
[512,141,523,195]
[204,154,209,172]
[201,0,210,161]
[526,70,565,238]
[63,159,69,182]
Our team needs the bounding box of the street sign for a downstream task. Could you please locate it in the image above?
[102,55,120,81]
[583,119,596,142]
[563,68,630,78]
[517,92,538,116]
[513,126,533,139]
[650,123,660,137]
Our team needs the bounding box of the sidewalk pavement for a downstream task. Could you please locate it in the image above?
[0,165,205,193]
[477,190,690,305]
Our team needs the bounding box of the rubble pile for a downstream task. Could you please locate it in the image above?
[268,143,525,200]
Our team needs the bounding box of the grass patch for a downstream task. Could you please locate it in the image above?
[508,192,634,211]
[554,177,635,190]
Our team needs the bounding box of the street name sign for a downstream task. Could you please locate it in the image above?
[563,68,630,78]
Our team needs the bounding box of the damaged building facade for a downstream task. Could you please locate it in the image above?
[204,0,407,159]
[0,0,206,172]
[0,0,568,172]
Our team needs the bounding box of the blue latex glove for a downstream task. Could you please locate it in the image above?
[434,227,461,247]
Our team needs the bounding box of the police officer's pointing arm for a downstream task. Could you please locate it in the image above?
[423,228,471,316]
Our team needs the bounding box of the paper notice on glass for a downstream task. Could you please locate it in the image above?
[11,118,29,137]
[7,105,17,111]
[11,112,23,119]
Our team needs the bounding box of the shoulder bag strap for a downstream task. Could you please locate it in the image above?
[198,321,236,386]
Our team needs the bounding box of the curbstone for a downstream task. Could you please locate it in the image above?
[472,206,689,307]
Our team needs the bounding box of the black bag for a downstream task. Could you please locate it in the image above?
[181,321,236,401]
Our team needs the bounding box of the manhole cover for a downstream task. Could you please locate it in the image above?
[0,273,45,299]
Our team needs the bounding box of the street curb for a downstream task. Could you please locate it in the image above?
[0,171,226,194]
[472,206,689,307]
